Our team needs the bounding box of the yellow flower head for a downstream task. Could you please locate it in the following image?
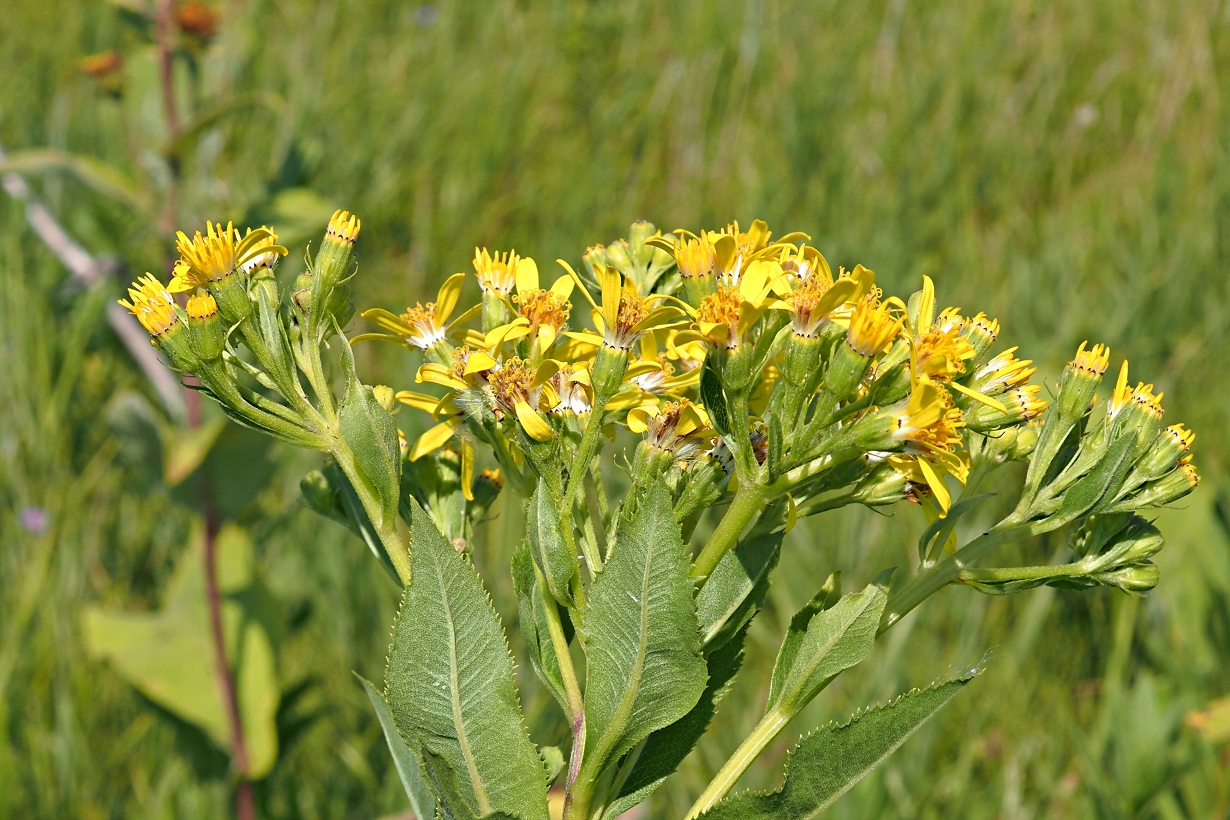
[174,221,238,286]
[631,399,713,460]
[354,274,477,351]
[1161,423,1196,452]
[912,320,974,381]
[696,285,743,349]
[172,221,288,291]
[326,209,361,244]
[972,347,1035,394]
[894,377,965,453]
[399,303,448,349]
[776,244,832,283]
[547,363,593,416]
[119,274,179,336]
[489,357,537,420]
[675,234,717,281]
[1005,384,1048,421]
[515,288,571,336]
[1072,342,1111,378]
[1107,361,1164,421]
[239,226,284,273]
[473,248,520,295]
[846,290,903,356]
[783,272,858,338]
[185,291,218,321]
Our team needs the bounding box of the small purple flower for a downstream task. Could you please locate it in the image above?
[19,506,49,536]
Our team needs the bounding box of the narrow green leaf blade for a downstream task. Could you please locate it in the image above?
[511,540,570,715]
[698,673,978,819]
[526,484,577,607]
[765,573,842,713]
[357,675,436,820]
[386,499,548,820]
[695,523,783,649]
[581,481,708,775]
[339,373,402,526]
[701,358,731,436]
[774,571,892,716]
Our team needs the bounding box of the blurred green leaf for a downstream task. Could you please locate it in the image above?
[1187,695,1230,744]
[697,673,978,819]
[386,498,547,820]
[83,523,280,778]
[247,187,335,249]
[0,148,149,212]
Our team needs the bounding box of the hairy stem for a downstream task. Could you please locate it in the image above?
[691,482,766,581]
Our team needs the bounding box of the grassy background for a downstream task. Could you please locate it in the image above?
[3,0,1230,817]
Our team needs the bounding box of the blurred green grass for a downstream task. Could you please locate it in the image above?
[2,0,1230,817]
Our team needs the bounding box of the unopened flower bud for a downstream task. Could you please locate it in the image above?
[824,341,872,402]
[582,245,608,278]
[185,291,225,361]
[1107,463,1200,511]
[300,469,340,515]
[629,221,659,266]
[604,239,633,274]
[1097,562,1160,593]
[850,459,909,507]
[960,313,1000,368]
[313,210,360,304]
[590,344,629,401]
[1133,424,1194,482]
[1057,342,1109,420]
[964,385,1046,433]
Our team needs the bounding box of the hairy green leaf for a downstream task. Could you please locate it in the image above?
[386,499,547,820]
[765,573,842,713]
[695,522,783,649]
[697,673,978,819]
[357,676,436,820]
[511,540,570,716]
[605,621,752,818]
[526,484,577,607]
[773,571,892,716]
[701,358,731,437]
[580,481,708,781]
[339,372,401,527]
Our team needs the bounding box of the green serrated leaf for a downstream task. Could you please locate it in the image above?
[526,484,577,607]
[511,541,571,716]
[766,573,842,713]
[605,620,752,818]
[701,358,731,437]
[386,499,548,820]
[83,523,280,778]
[695,522,783,649]
[579,481,708,784]
[357,675,436,820]
[697,673,978,819]
[774,571,892,717]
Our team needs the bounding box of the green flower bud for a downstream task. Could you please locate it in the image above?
[964,385,1047,433]
[629,220,658,265]
[1056,342,1110,420]
[850,459,909,507]
[582,245,608,278]
[590,344,629,401]
[824,341,873,402]
[207,269,253,326]
[185,291,226,362]
[373,385,396,414]
[1132,424,1194,482]
[1096,562,1160,593]
[604,239,633,274]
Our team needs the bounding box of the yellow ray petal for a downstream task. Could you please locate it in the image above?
[557,258,599,312]
[460,439,475,501]
[600,266,622,332]
[360,308,413,335]
[916,456,951,512]
[947,379,1008,413]
[515,401,555,441]
[445,303,482,333]
[515,257,540,294]
[396,390,445,413]
[550,274,575,300]
[433,273,466,325]
[464,350,499,374]
[409,418,464,461]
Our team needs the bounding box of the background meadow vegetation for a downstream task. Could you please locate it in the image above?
[3,0,1230,817]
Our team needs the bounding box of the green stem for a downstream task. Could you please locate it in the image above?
[685,707,791,819]
[879,523,1026,633]
[332,443,411,585]
[691,481,766,581]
